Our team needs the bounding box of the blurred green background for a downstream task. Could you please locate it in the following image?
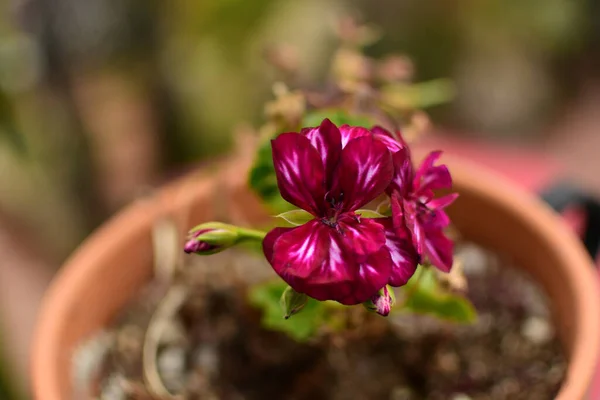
[1,0,599,397]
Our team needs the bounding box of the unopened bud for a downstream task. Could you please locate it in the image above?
[183,222,239,255]
[280,286,308,319]
[363,285,395,316]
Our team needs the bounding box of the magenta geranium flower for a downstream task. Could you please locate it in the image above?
[262,119,418,305]
[339,123,458,272]
[387,148,458,272]
[333,123,457,271]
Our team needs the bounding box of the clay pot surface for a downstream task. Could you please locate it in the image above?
[31,156,600,399]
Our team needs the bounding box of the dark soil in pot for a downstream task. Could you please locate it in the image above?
[73,243,566,400]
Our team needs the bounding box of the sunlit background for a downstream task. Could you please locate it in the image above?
[1,0,599,397]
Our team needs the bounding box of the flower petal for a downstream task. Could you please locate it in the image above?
[387,148,413,197]
[298,245,392,305]
[263,226,294,263]
[272,132,326,214]
[332,135,394,211]
[379,218,418,286]
[413,151,452,195]
[371,126,406,153]
[367,285,395,316]
[424,193,458,228]
[424,227,454,272]
[302,118,342,182]
[350,248,393,304]
[390,192,423,252]
[429,209,451,228]
[427,193,458,210]
[338,125,371,148]
[269,221,392,305]
[337,215,386,256]
[390,192,405,232]
[272,223,353,299]
[401,196,425,255]
[270,220,329,279]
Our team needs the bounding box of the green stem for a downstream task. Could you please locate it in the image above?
[238,227,267,241]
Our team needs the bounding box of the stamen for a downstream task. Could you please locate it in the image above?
[321,218,337,228]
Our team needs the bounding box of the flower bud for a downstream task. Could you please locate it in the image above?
[183,229,220,254]
[183,222,239,255]
[280,286,308,319]
[363,285,395,316]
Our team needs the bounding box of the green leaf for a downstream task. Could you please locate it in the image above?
[355,209,386,218]
[276,209,313,226]
[280,286,308,318]
[0,127,26,156]
[248,108,376,213]
[381,78,456,110]
[301,109,376,128]
[398,267,477,324]
[248,138,296,214]
[248,280,325,342]
[376,199,391,215]
[0,91,27,156]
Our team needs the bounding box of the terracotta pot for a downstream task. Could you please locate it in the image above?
[31,156,600,400]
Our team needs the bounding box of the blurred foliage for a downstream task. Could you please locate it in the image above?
[249,280,326,342]
[0,338,20,400]
[160,0,343,161]
[396,266,476,324]
[357,0,588,135]
[463,0,586,54]
[0,91,26,155]
[359,0,586,76]
[380,79,456,112]
[301,109,375,128]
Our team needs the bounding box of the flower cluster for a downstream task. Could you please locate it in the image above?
[263,119,456,306]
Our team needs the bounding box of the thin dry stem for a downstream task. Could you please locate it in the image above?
[142,285,189,399]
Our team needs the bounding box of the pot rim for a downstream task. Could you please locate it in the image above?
[449,157,600,400]
[31,156,600,400]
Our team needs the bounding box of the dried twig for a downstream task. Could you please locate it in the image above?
[152,217,181,284]
[144,200,190,398]
[142,285,189,399]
